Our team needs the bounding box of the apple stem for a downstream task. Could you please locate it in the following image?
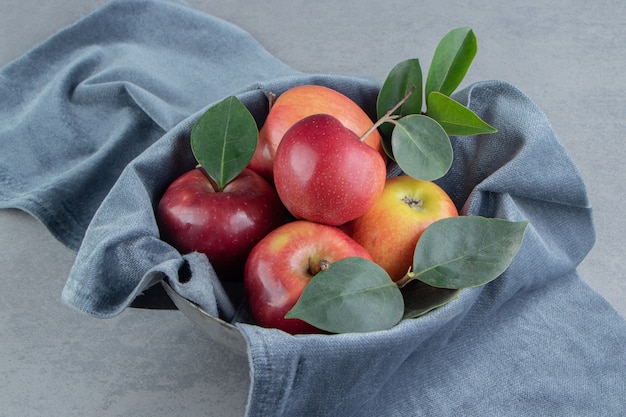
[359,85,417,142]
[395,267,415,289]
[268,92,277,109]
[308,258,331,276]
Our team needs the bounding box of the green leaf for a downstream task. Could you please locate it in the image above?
[413,216,529,289]
[286,257,404,334]
[427,92,497,136]
[191,96,258,191]
[425,27,477,98]
[391,114,453,181]
[377,58,423,142]
[401,279,460,319]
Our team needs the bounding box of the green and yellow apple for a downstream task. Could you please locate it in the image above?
[345,175,458,282]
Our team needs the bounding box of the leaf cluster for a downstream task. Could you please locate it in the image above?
[376,27,496,181]
[290,217,528,332]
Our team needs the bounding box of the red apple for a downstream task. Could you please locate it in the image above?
[248,84,385,182]
[273,113,387,226]
[244,220,373,334]
[157,167,287,279]
[345,175,458,282]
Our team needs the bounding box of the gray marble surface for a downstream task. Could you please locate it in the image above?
[1,1,625,416]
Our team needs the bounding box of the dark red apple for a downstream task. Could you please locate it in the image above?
[244,220,373,334]
[157,167,287,279]
[273,114,387,226]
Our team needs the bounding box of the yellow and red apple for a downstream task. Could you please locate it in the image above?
[248,84,385,182]
[345,175,459,282]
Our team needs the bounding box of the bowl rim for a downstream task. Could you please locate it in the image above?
[161,280,248,357]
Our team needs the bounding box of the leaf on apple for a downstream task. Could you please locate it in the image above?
[191,96,258,191]
[401,279,461,319]
[425,27,477,98]
[426,92,497,136]
[376,58,423,147]
[391,114,453,181]
[286,257,404,334]
[412,216,529,289]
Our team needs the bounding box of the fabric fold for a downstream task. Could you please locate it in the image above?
[233,80,619,416]
[0,0,297,250]
[1,1,624,416]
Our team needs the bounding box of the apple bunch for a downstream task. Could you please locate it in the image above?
[157,27,530,335]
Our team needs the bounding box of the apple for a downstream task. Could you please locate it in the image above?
[248,84,385,182]
[273,113,387,226]
[157,167,287,279]
[244,220,373,334]
[344,175,458,282]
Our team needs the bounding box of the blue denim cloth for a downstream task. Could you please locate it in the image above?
[1,1,624,416]
[0,0,296,250]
